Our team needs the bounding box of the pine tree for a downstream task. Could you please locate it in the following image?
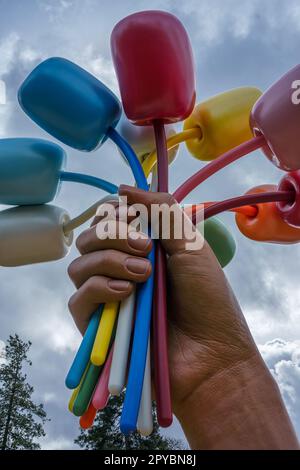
[0,334,48,450]
[75,392,183,450]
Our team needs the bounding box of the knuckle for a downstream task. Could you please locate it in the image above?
[75,227,94,253]
[102,249,124,267]
[75,232,87,253]
[68,293,77,315]
[83,276,101,298]
[67,258,80,280]
[98,250,113,267]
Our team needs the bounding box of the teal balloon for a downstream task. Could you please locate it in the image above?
[0,138,65,205]
[18,57,122,151]
[204,217,236,267]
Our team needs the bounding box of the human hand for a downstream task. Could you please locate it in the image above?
[68,185,259,412]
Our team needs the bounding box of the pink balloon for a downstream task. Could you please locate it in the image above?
[92,346,113,410]
[251,64,300,171]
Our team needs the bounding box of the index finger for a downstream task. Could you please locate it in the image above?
[76,221,152,257]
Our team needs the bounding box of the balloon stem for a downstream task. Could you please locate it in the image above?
[173,134,266,202]
[152,120,173,428]
[60,171,117,194]
[192,190,294,224]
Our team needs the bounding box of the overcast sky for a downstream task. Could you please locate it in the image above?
[0,0,300,449]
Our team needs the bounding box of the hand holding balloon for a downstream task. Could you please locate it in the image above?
[67,187,259,435]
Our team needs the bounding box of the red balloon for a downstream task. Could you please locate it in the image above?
[251,64,300,171]
[277,170,300,227]
[111,10,196,125]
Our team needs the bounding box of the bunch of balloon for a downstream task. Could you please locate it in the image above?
[1,8,300,436]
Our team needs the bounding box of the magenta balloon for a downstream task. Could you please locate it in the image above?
[111,10,196,125]
[251,64,300,171]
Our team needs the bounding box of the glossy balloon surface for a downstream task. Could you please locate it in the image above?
[251,64,300,171]
[0,138,65,205]
[277,170,300,227]
[0,205,73,266]
[111,11,195,125]
[18,58,121,151]
[184,87,262,161]
[202,217,236,267]
[236,184,300,243]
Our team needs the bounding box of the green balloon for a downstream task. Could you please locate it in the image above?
[72,319,117,417]
[73,362,101,416]
[203,217,236,268]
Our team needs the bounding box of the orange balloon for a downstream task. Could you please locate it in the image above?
[235,184,300,244]
[79,402,97,430]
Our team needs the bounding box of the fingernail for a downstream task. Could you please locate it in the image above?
[125,257,150,275]
[108,280,130,291]
[128,231,150,251]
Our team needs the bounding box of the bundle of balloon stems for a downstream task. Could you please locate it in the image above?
[64,127,294,434]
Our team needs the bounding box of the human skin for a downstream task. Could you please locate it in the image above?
[68,185,299,450]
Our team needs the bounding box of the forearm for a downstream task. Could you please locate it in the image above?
[175,355,299,450]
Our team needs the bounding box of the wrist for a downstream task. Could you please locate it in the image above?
[175,353,299,449]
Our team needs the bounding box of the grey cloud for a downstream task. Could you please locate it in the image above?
[260,339,300,436]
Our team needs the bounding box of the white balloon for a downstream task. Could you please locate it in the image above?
[0,205,73,266]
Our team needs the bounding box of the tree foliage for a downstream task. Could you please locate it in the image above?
[75,392,183,450]
[0,334,48,450]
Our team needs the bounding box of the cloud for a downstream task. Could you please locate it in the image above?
[0,340,5,365]
[160,416,189,449]
[172,0,300,44]
[0,32,44,137]
[71,43,118,94]
[0,0,300,449]
[40,436,75,450]
[37,0,74,23]
[0,32,20,76]
[260,339,300,435]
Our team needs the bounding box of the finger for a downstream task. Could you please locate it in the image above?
[91,201,138,227]
[68,249,152,289]
[68,275,133,335]
[91,199,119,227]
[76,220,152,256]
[119,185,205,256]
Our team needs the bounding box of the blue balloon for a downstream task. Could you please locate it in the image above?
[18,57,122,151]
[0,138,65,205]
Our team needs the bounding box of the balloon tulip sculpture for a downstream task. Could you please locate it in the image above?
[1,9,300,435]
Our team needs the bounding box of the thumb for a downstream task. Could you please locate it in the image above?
[118,185,204,256]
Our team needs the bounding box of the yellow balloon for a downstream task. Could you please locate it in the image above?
[91,302,119,366]
[183,87,262,161]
